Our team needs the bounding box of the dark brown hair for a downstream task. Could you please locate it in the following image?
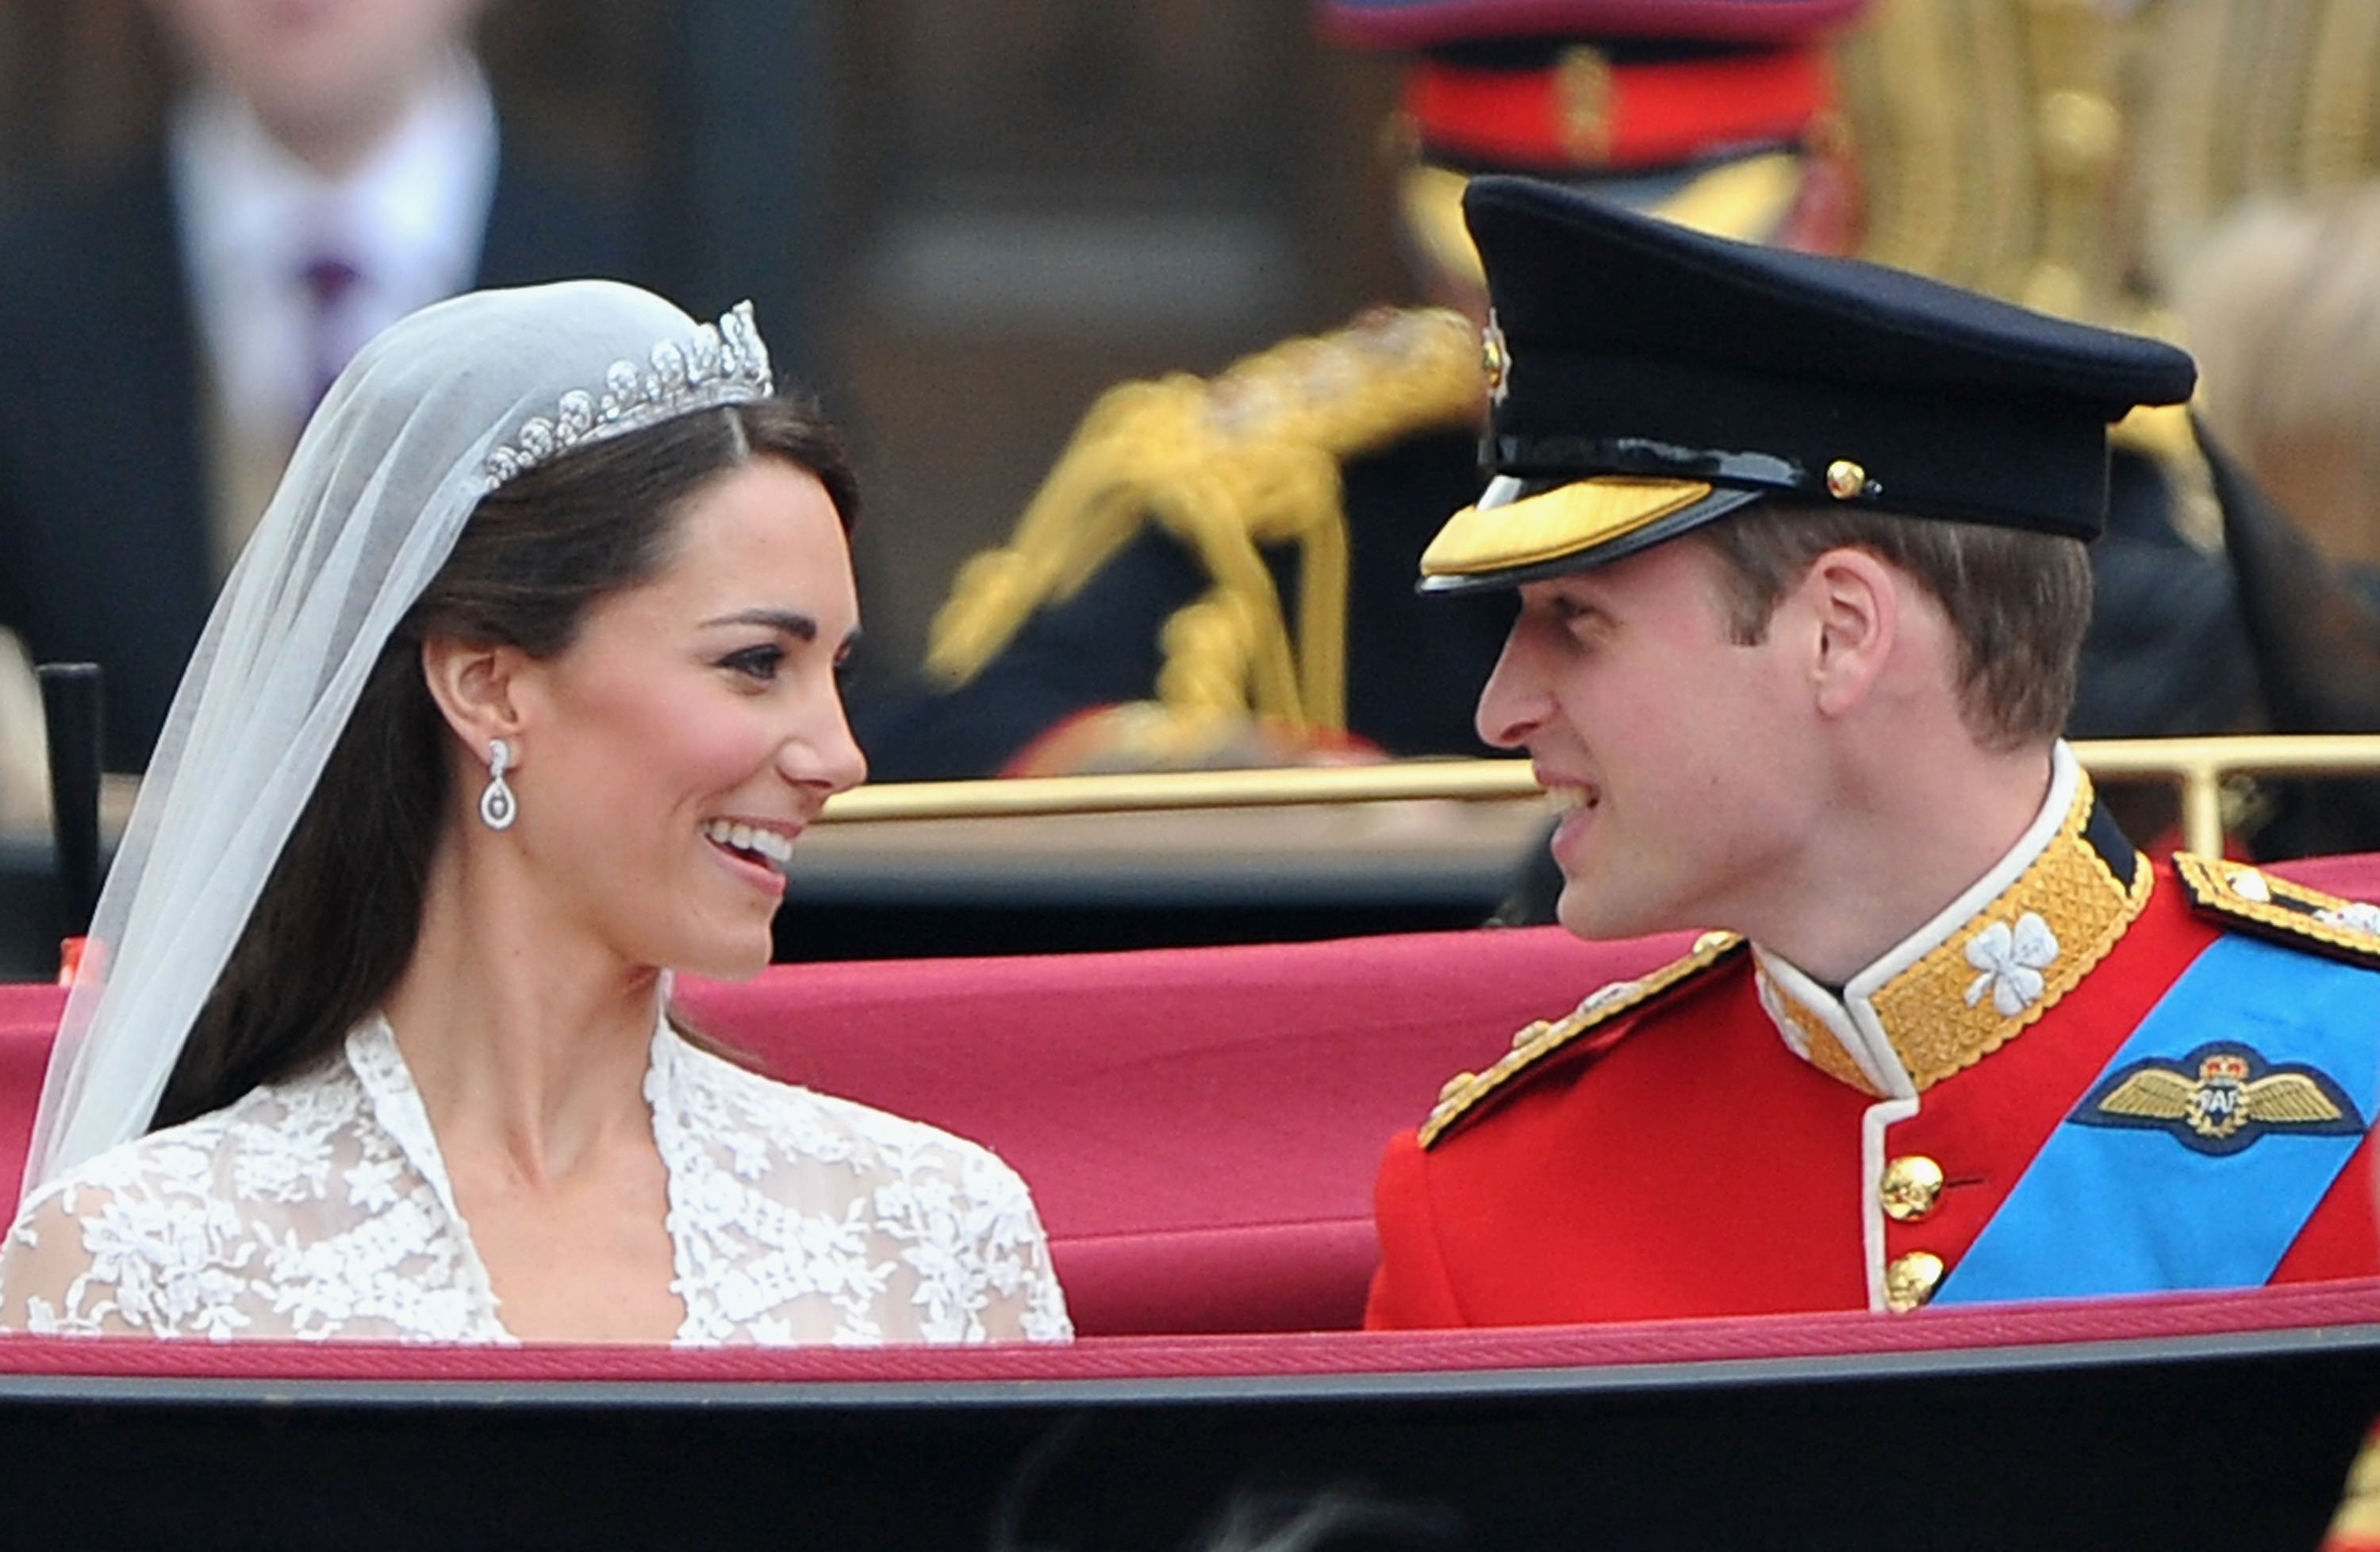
[1698,502,2092,751]
[151,398,858,1131]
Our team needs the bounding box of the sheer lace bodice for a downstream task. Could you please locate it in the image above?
[0,1019,1072,1345]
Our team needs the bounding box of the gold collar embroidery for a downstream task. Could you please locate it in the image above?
[1756,771,2152,1097]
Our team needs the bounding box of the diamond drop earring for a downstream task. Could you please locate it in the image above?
[479,738,518,831]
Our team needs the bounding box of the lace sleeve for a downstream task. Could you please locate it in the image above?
[988,1201,1073,1344]
[665,1048,1077,1346]
[897,1144,1073,1345]
[785,1125,1074,1345]
[0,1180,163,1336]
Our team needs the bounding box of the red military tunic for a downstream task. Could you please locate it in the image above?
[1368,757,2380,1327]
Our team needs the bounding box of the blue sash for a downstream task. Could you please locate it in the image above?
[1933,935,2380,1305]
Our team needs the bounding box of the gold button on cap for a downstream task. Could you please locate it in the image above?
[1884,1250,1946,1312]
[1480,320,1509,398]
[1879,1154,1947,1222]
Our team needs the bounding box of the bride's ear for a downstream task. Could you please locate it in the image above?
[419,635,530,754]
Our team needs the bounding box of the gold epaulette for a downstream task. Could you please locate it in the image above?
[924,308,1486,740]
[1418,932,1747,1149]
[2173,853,2380,970]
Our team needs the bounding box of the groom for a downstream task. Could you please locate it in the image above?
[1367,176,2380,1325]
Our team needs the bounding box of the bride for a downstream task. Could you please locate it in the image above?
[0,282,1070,1345]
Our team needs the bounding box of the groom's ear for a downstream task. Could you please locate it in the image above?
[418,634,531,751]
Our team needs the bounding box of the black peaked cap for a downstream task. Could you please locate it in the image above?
[1422,176,2199,591]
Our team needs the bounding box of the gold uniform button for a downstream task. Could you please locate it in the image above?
[1884,1250,1946,1313]
[1879,1154,1947,1222]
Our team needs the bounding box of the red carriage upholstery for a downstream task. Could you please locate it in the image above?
[2,851,2378,1339]
[0,925,1645,1334]
[671,924,1653,1335]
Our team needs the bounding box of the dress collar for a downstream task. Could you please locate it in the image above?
[344,1008,684,1343]
[346,1008,680,1204]
[1751,743,2152,1099]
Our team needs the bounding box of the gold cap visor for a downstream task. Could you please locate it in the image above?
[1418,475,1763,594]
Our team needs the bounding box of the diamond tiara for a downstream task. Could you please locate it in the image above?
[481,299,774,491]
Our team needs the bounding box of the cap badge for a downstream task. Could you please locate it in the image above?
[2071,1040,2364,1155]
[1481,313,1511,405]
[1554,47,1614,166]
[1825,459,1868,501]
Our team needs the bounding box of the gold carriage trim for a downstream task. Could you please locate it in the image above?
[1861,775,2155,1093]
[2173,854,2380,970]
[1418,932,1747,1149]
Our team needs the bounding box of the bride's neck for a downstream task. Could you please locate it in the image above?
[379,828,662,1180]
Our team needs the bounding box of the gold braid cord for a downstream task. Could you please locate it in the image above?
[2129,0,2380,299]
[1840,0,2380,321]
[1833,0,2380,556]
[924,308,1485,750]
[1838,0,2120,317]
[1839,0,2040,302]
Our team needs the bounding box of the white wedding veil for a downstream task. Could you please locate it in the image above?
[21,280,774,1197]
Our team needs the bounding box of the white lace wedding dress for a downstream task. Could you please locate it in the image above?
[0,1017,1073,1345]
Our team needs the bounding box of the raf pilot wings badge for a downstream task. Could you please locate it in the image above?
[2074,1041,2366,1155]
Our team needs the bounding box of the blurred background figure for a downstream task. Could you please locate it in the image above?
[0,0,824,976]
[0,0,637,775]
[2174,181,2380,858]
[2180,183,2380,578]
[860,0,1875,780]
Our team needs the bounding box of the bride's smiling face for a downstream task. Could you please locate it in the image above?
[501,457,865,979]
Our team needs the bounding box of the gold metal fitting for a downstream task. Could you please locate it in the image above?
[1480,319,1509,401]
[1883,1250,1946,1312]
[1825,459,1868,501]
[1879,1155,1947,1223]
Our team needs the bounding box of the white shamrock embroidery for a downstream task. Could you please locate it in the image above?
[1964,911,2060,1016]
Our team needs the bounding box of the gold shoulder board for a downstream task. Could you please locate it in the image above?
[2173,852,2380,970]
[1418,932,1747,1149]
